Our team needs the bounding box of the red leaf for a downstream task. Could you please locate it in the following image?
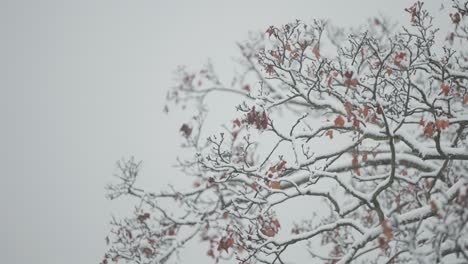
[361,105,369,118]
[440,83,451,96]
[276,160,287,171]
[207,249,215,258]
[261,111,268,129]
[325,130,333,139]
[142,247,153,257]
[394,52,406,67]
[312,45,320,60]
[352,153,360,176]
[272,219,281,229]
[362,152,368,162]
[352,116,360,129]
[424,122,434,137]
[419,118,425,127]
[266,26,275,37]
[242,85,251,92]
[261,227,277,237]
[270,50,280,59]
[435,119,449,129]
[334,115,345,127]
[344,78,358,87]
[218,237,234,253]
[464,95,468,104]
[344,71,353,79]
[344,102,353,118]
[266,65,275,75]
[233,118,241,127]
[450,13,461,24]
[251,182,258,191]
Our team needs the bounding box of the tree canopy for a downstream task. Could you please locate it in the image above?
[103,2,468,263]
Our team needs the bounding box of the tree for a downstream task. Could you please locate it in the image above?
[102,2,468,263]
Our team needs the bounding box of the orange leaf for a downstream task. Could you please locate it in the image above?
[464,95,468,104]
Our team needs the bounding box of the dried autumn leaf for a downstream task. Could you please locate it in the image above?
[325,130,333,139]
[312,45,320,60]
[269,181,281,189]
[207,249,215,258]
[464,95,468,104]
[424,122,434,137]
[394,52,406,67]
[352,153,360,176]
[218,237,234,253]
[440,83,450,96]
[142,247,153,257]
[233,118,241,127]
[261,227,276,237]
[344,102,353,118]
[334,115,345,127]
[276,160,287,171]
[362,152,368,162]
[419,117,425,126]
[361,105,369,118]
[180,124,192,138]
[266,65,275,75]
[430,200,438,214]
[344,71,353,79]
[435,119,449,129]
[450,12,461,24]
[381,219,393,241]
[352,116,360,129]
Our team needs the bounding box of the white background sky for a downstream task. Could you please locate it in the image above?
[0,1,446,263]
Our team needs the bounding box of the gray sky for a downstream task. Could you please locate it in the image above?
[0,1,445,263]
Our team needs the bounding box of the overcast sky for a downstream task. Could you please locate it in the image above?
[0,1,446,263]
